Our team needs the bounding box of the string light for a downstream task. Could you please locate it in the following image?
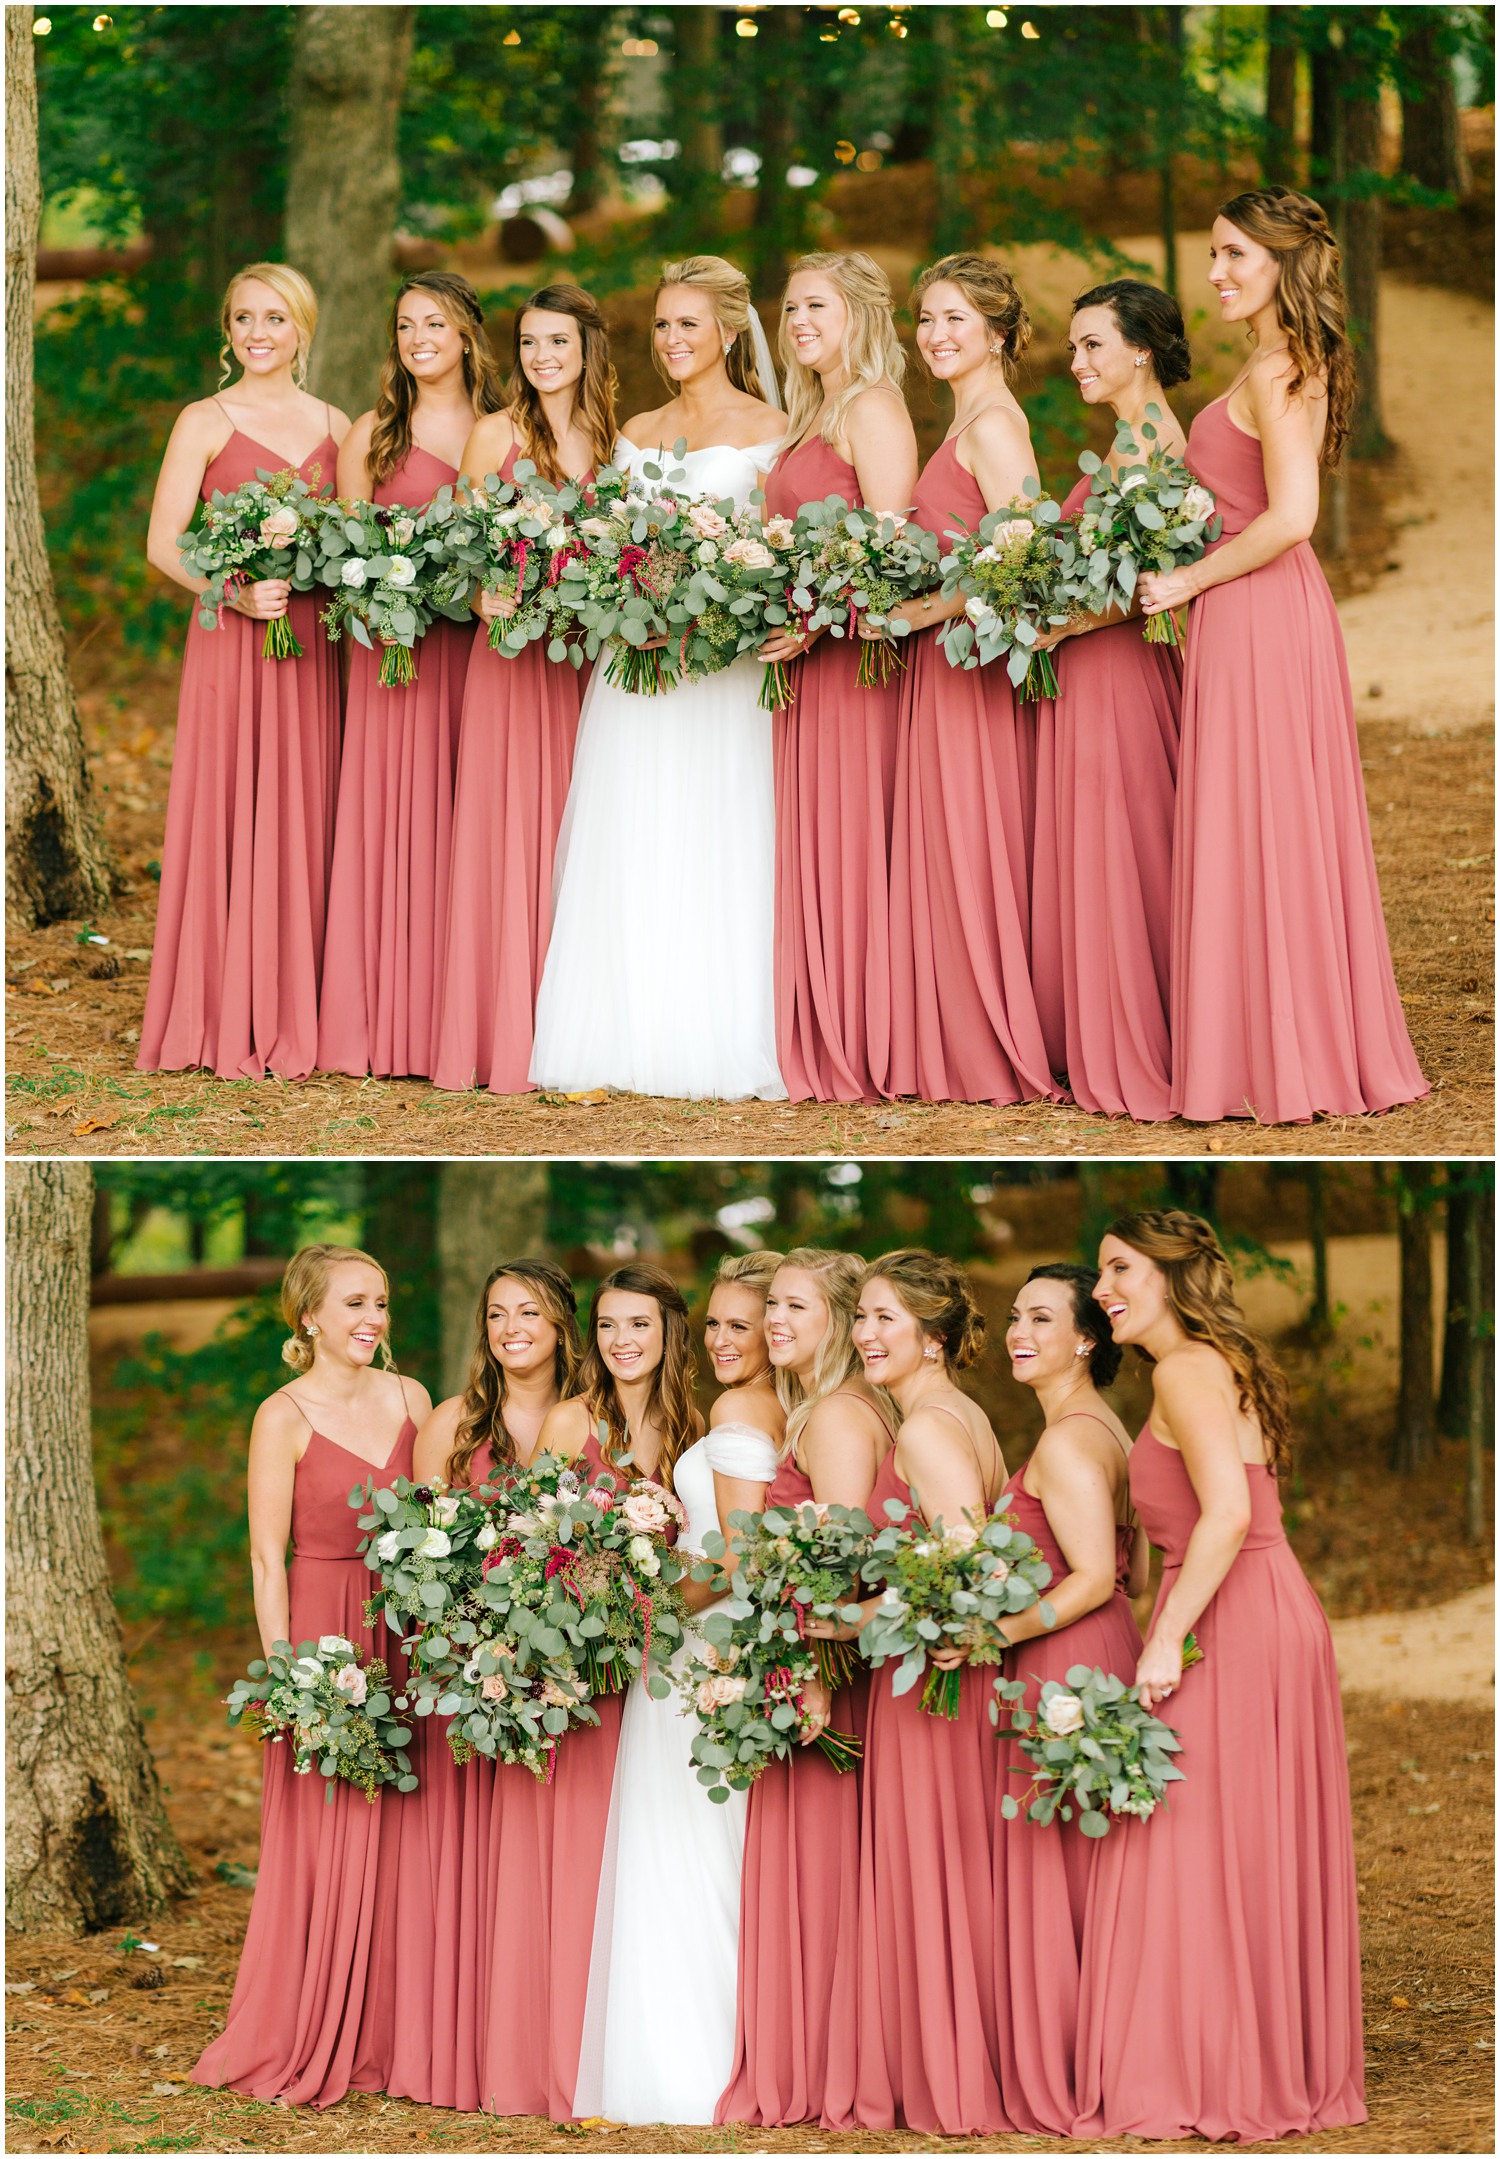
[888,15,908,36]
[735,15,758,34]
[838,6,860,19]
[1021,19,1040,36]
[621,36,658,56]
[986,8,1007,23]
[93,11,112,25]
[33,14,52,30]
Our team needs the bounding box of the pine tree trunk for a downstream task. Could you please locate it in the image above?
[6,1164,191,1936]
[1463,1187,1490,1542]
[364,1164,439,1390]
[1264,7,1301,183]
[436,1166,550,1397]
[1157,6,1183,300]
[567,12,610,216]
[283,5,415,421]
[672,6,723,216]
[931,10,969,252]
[1438,1179,1474,1436]
[1342,85,1386,458]
[1400,9,1470,198]
[1392,1167,1436,1472]
[751,6,797,301]
[5,5,118,931]
[1307,1165,1331,1340]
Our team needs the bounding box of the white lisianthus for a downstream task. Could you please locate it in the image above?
[1042,1691,1086,1736]
[375,1529,402,1562]
[475,1521,499,1550]
[415,1526,452,1560]
[433,1493,462,1527]
[627,1534,661,1578]
[340,557,369,589]
[1180,483,1215,523]
[318,1634,355,1658]
[965,595,996,627]
[544,523,570,549]
[384,554,417,588]
[879,1586,906,1614]
[290,1657,324,1686]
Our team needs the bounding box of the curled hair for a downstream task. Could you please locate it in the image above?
[1070,278,1191,391]
[578,1263,699,1494]
[447,1258,583,1487]
[280,1244,389,1373]
[714,1248,785,1299]
[218,261,317,390]
[863,1248,987,1372]
[780,251,906,455]
[1106,1210,1293,1475]
[773,1247,867,1460]
[1022,1263,1122,1389]
[654,255,768,401]
[1217,186,1354,469]
[911,253,1033,386]
[368,273,506,489]
[507,283,618,485]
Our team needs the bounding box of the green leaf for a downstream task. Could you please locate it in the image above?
[1080,1809,1111,1837]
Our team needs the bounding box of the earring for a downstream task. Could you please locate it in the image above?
[304,1321,320,1338]
[923,1344,940,1362]
[1075,1344,1089,1357]
[723,339,734,356]
[1133,354,1148,367]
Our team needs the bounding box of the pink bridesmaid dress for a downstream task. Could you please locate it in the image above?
[832,1448,1007,2137]
[990,1439,1142,2134]
[1170,399,1427,1121]
[766,437,899,1103]
[1031,475,1180,1119]
[192,1405,415,2105]
[888,433,1054,1105]
[431,445,586,1094]
[1072,1427,1366,2139]
[317,445,470,1078]
[139,418,340,1080]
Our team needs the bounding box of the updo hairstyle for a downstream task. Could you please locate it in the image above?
[280,1243,389,1372]
[1070,277,1192,390]
[862,1247,986,1372]
[1021,1262,1122,1387]
[911,253,1032,385]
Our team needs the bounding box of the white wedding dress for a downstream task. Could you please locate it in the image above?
[572,1422,779,2124]
[529,438,787,1101]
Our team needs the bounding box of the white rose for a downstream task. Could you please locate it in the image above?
[375,1529,402,1563]
[258,505,300,550]
[1119,470,1147,492]
[985,1554,1011,1584]
[332,1664,368,1705]
[989,518,1035,549]
[724,536,775,571]
[878,1587,906,1615]
[544,524,570,549]
[947,1522,979,1552]
[318,1634,355,1657]
[628,1534,661,1578]
[416,1526,451,1560]
[688,504,729,539]
[384,554,417,587]
[390,516,416,546]
[475,1521,499,1550]
[965,595,995,627]
[290,1657,324,1686]
[433,1494,461,1527]
[341,558,369,589]
[1042,1691,1085,1737]
[1180,483,1215,522]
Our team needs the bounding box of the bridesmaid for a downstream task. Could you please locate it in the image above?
[317,274,505,1079]
[431,285,618,1095]
[480,1263,699,2120]
[1031,281,1189,1121]
[192,1245,430,2104]
[827,1251,1009,2135]
[1074,1209,1366,2138]
[760,253,919,1102]
[1139,187,1427,1122]
[881,255,1055,1106]
[991,1264,1145,2134]
[385,1258,581,2113]
[141,264,346,1080]
[717,1248,894,2127]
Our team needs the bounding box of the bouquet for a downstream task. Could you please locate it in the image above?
[565,1465,693,1699]
[176,467,327,659]
[662,496,798,683]
[859,1505,1055,1718]
[544,452,696,695]
[777,497,941,695]
[225,1635,416,1802]
[936,487,1074,700]
[1064,407,1220,646]
[994,1636,1202,1836]
[434,462,581,657]
[351,1472,498,1649]
[316,493,473,686]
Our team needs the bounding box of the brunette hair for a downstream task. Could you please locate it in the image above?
[1216,185,1354,468]
[773,1246,868,1459]
[1070,278,1191,390]
[653,255,769,401]
[1105,1209,1293,1475]
[280,1244,389,1373]
[578,1263,699,1493]
[506,282,618,485]
[367,272,505,488]
[911,253,1033,387]
[446,1258,582,1487]
[780,250,906,453]
[862,1248,987,1372]
[1022,1263,1122,1388]
[218,261,317,389]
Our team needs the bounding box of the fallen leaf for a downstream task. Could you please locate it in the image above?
[48,977,71,992]
[151,2081,185,2095]
[73,1118,117,1137]
[48,1969,81,1983]
[122,948,152,962]
[4,1981,36,1995]
[564,1088,610,1105]
[1392,1994,1411,2008]
[86,1987,108,2003]
[17,978,57,996]
[169,1955,204,1969]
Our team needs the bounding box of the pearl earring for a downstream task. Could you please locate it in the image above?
[924,1344,940,1361]
[304,1321,319,1338]
[1133,354,1148,368]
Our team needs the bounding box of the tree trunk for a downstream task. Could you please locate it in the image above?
[283,5,415,420]
[1164,1164,1219,1218]
[364,1164,439,1393]
[6,1164,191,1936]
[1342,83,1386,458]
[1308,35,1343,196]
[1306,1164,1331,1340]
[567,11,610,216]
[751,5,797,301]
[1463,1184,1490,1542]
[1264,7,1301,183]
[1392,1166,1436,1472]
[1157,6,1183,300]
[673,7,723,210]
[5,5,118,932]
[436,1166,550,1398]
[931,10,969,252]
[1400,9,1470,198]
[1438,1178,1473,1436]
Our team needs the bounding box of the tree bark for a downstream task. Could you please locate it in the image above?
[283,5,415,420]
[1438,1178,1474,1436]
[364,1164,439,1393]
[1264,6,1301,183]
[1164,1164,1219,1218]
[1391,1166,1436,1473]
[672,5,724,215]
[7,1163,191,1936]
[931,9,970,252]
[436,1165,550,1398]
[1341,81,1386,458]
[750,5,797,302]
[5,5,118,931]
[567,10,611,217]
[1463,1184,1490,1543]
[1400,9,1470,198]
[1157,6,1184,302]
[1306,1164,1331,1340]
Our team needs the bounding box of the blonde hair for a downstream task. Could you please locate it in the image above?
[653,255,768,401]
[1217,186,1354,470]
[911,254,1032,387]
[714,1248,785,1299]
[773,1247,866,1460]
[779,250,906,454]
[860,1248,987,1372]
[219,261,318,390]
[280,1244,389,1373]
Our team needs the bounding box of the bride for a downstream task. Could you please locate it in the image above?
[573,1252,783,2123]
[529,256,787,1101]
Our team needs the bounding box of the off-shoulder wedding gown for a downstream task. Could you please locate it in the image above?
[529,438,786,1101]
[571,1422,779,2123]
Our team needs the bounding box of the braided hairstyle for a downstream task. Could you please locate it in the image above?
[1105,1209,1293,1475]
[447,1258,582,1486]
[860,1248,987,1372]
[1217,186,1354,469]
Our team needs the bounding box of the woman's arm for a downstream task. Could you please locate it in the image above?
[413,1396,461,1485]
[246,1395,303,1658]
[147,402,290,619]
[896,1414,988,1535]
[1127,1521,1151,1599]
[990,1428,1124,1646]
[335,412,377,504]
[842,383,919,518]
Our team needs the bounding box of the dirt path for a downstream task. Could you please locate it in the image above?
[1331,1584,1494,1704]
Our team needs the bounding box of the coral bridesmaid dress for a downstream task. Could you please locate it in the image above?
[990,1439,1142,2134]
[1031,475,1180,1119]
[888,433,1054,1105]
[1072,1427,1366,2140]
[766,437,899,1102]
[139,421,340,1080]
[431,446,587,1095]
[317,445,470,1079]
[832,1448,1007,2137]
[1170,399,1426,1121]
[192,1405,415,2105]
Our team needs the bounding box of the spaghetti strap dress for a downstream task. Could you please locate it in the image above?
[1169,398,1426,1122]
[431,446,589,1095]
[191,1410,415,2105]
[317,443,468,1078]
[139,418,340,1080]
[1071,1426,1366,2139]
[888,433,1053,1105]
[1030,474,1180,1120]
[991,1435,1141,2134]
